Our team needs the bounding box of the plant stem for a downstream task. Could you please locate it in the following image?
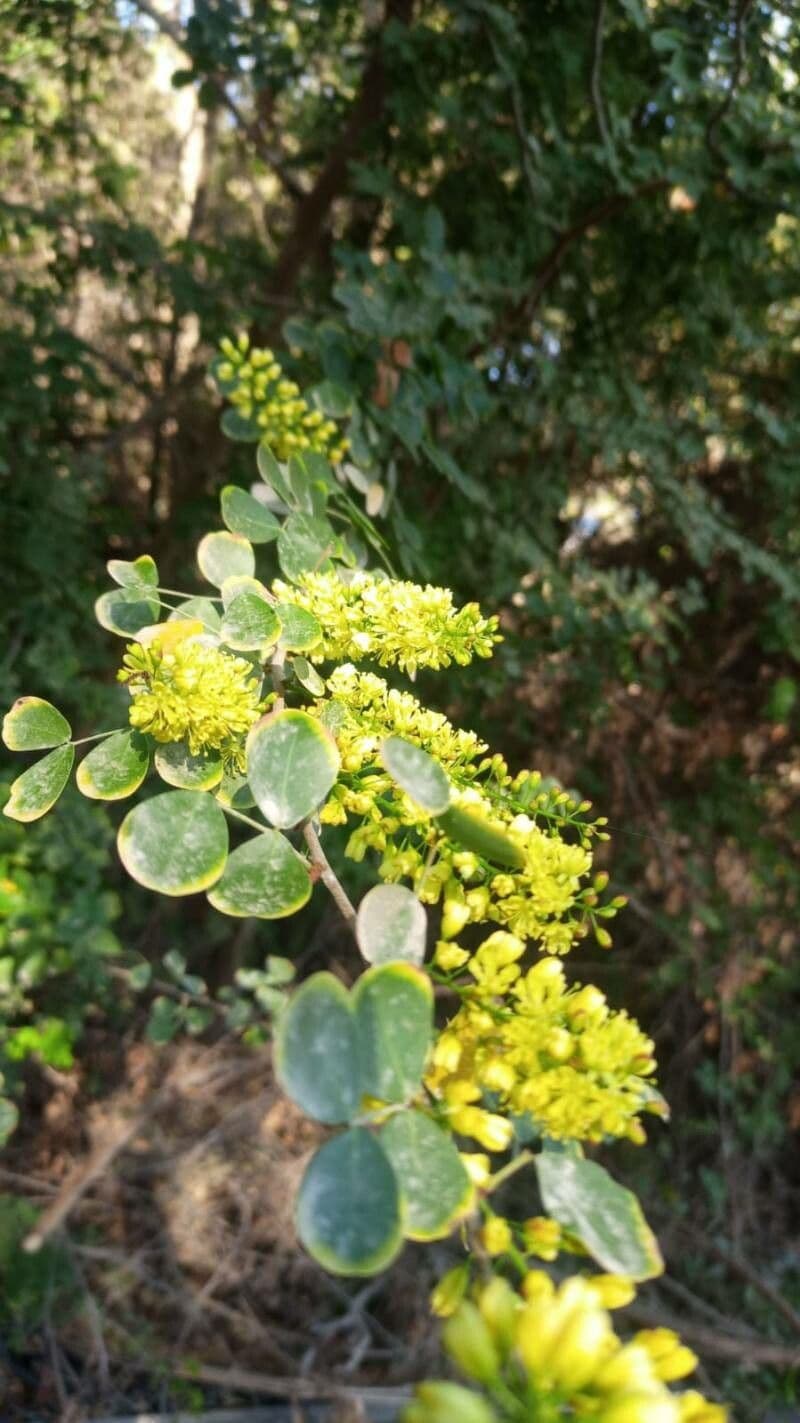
[71,727,126,747]
[222,805,270,835]
[487,1150,534,1192]
[303,821,357,930]
[269,644,287,710]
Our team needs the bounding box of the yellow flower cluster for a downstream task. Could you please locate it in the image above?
[407,1270,727,1423]
[306,667,606,957]
[118,630,263,768]
[427,939,662,1146]
[272,570,500,675]
[218,334,348,464]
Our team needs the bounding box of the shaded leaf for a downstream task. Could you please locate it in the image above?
[154,742,223,790]
[275,972,360,1123]
[354,963,433,1104]
[296,1128,402,1276]
[95,586,161,637]
[277,513,337,582]
[208,830,312,919]
[274,602,323,652]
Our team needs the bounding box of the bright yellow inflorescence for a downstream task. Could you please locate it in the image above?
[407,1270,728,1423]
[119,630,263,769]
[427,939,662,1147]
[272,570,500,676]
[218,334,349,464]
[306,665,614,957]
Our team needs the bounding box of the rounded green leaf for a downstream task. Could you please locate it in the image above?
[165,594,220,634]
[277,513,336,582]
[3,744,74,823]
[535,1150,663,1282]
[221,484,281,543]
[246,709,340,828]
[292,656,326,696]
[215,770,256,811]
[2,697,71,751]
[354,963,433,1104]
[168,597,222,632]
[107,555,158,588]
[221,593,281,652]
[274,972,360,1124]
[356,884,427,967]
[221,408,260,442]
[274,602,323,652]
[208,830,311,919]
[381,737,451,815]
[220,575,272,609]
[437,806,525,870]
[117,789,228,896]
[380,1110,473,1241]
[197,531,255,587]
[77,731,149,801]
[154,742,223,790]
[256,443,295,505]
[95,586,161,637]
[296,1128,402,1276]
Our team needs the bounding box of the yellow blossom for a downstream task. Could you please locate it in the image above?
[480,1216,513,1256]
[219,336,349,464]
[430,1263,469,1318]
[522,1216,562,1261]
[118,634,262,768]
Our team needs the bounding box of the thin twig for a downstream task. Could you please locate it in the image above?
[590,0,614,158]
[303,822,357,930]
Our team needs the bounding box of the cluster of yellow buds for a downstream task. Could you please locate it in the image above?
[274,572,501,676]
[407,1270,728,1423]
[218,334,349,464]
[119,622,263,769]
[427,940,663,1147]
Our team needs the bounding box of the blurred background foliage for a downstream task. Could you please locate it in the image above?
[1,0,800,1414]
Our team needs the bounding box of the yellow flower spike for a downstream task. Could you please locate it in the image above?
[544,1026,574,1062]
[137,618,204,651]
[442,1301,501,1383]
[476,1275,519,1353]
[479,1216,513,1256]
[460,1153,491,1187]
[430,1263,470,1318]
[544,1297,615,1390]
[452,1107,514,1153]
[634,1329,698,1382]
[445,1081,482,1106]
[677,1390,728,1422]
[590,1274,637,1309]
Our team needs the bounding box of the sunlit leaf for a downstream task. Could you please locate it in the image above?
[380,1109,473,1240]
[246,709,340,828]
[197,531,255,587]
[356,884,427,966]
[208,830,312,918]
[154,741,223,790]
[353,963,433,1104]
[274,602,323,652]
[95,586,161,637]
[2,697,71,751]
[535,1149,663,1281]
[117,789,228,895]
[277,513,337,582]
[107,555,158,588]
[3,745,74,823]
[221,484,281,543]
[381,737,451,814]
[221,592,281,652]
[77,731,149,801]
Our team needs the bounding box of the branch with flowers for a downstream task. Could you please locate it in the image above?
[1,336,728,1423]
